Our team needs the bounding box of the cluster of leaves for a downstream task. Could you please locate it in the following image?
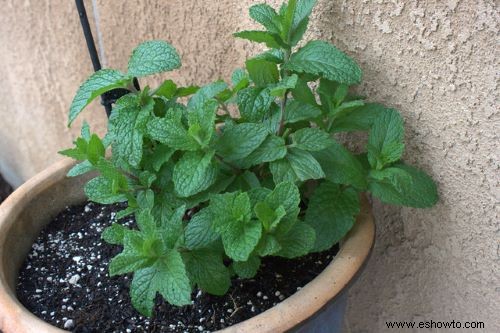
[62,0,438,317]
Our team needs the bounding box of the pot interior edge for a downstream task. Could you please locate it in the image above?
[1,173,91,294]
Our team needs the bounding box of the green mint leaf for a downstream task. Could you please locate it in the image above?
[185,208,219,250]
[183,250,231,295]
[331,103,387,133]
[269,158,296,183]
[329,100,365,120]
[247,187,272,206]
[187,81,228,110]
[255,234,282,256]
[146,109,199,151]
[231,68,250,93]
[241,171,262,188]
[254,202,279,231]
[332,83,349,106]
[367,109,405,170]
[253,49,285,64]
[86,134,105,164]
[93,158,128,190]
[187,100,217,147]
[263,103,281,134]
[269,74,298,97]
[102,223,129,245]
[249,4,281,34]
[313,140,368,190]
[305,182,360,252]
[60,139,88,161]
[130,267,157,317]
[155,79,178,99]
[291,128,332,151]
[227,171,262,192]
[233,30,284,49]
[370,167,413,193]
[281,0,297,43]
[284,100,322,124]
[127,40,181,77]
[291,76,317,106]
[231,68,246,86]
[211,192,253,232]
[109,232,151,276]
[245,58,279,87]
[232,256,261,279]
[210,192,261,261]
[173,151,218,197]
[368,163,438,208]
[135,209,157,236]
[67,160,94,177]
[81,121,91,141]
[108,95,152,167]
[179,174,236,210]
[317,78,344,113]
[270,148,325,183]
[216,123,269,162]
[289,0,317,45]
[235,135,287,168]
[284,41,362,85]
[116,207,137,220]
[160,205,186,248]
[109,252,151,277]
[84,176,127,204]
[237,87,274,122]
[317,78,342,114]
[275,222,316,258]
[130,250,191,316]
[69,69,131,125]
[292,0,317,30]
[143,145,175,172]
[290,0,316,46]
[221,220,262,261]
[266,182,300,218]
[155,251,192,306]
[176,85,200,97]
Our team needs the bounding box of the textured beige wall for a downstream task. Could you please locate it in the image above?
[0,0,498,332]
[0,0,108,187]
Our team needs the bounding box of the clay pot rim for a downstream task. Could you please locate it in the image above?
[0,159,375,333]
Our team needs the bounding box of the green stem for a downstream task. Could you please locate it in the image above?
[278,49,292,136]
[215,97,230,114]
[215,154,241,175]
[282,128,292,141]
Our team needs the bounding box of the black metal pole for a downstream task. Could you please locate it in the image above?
[75,0,112,116]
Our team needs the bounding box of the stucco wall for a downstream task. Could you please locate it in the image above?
[0,1,498,332]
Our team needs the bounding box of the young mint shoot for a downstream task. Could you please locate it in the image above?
[61,0,438,317]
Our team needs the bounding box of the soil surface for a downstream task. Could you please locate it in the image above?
[16,202,338,333]
[0,172,13,203]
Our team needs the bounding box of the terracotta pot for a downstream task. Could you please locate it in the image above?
[0,159,375,333]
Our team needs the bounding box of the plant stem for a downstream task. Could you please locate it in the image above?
[278,49,292,136]
[215,154,241,175]
[215,97,230,114]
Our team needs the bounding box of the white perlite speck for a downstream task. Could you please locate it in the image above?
[63,319,74,329]
[72,256,82,263]
[68,274,80,285]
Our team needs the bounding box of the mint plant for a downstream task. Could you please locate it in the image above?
[61,0,438,317]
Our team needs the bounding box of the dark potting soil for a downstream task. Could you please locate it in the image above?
[16,202,338,333]
[0,172,13,203]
